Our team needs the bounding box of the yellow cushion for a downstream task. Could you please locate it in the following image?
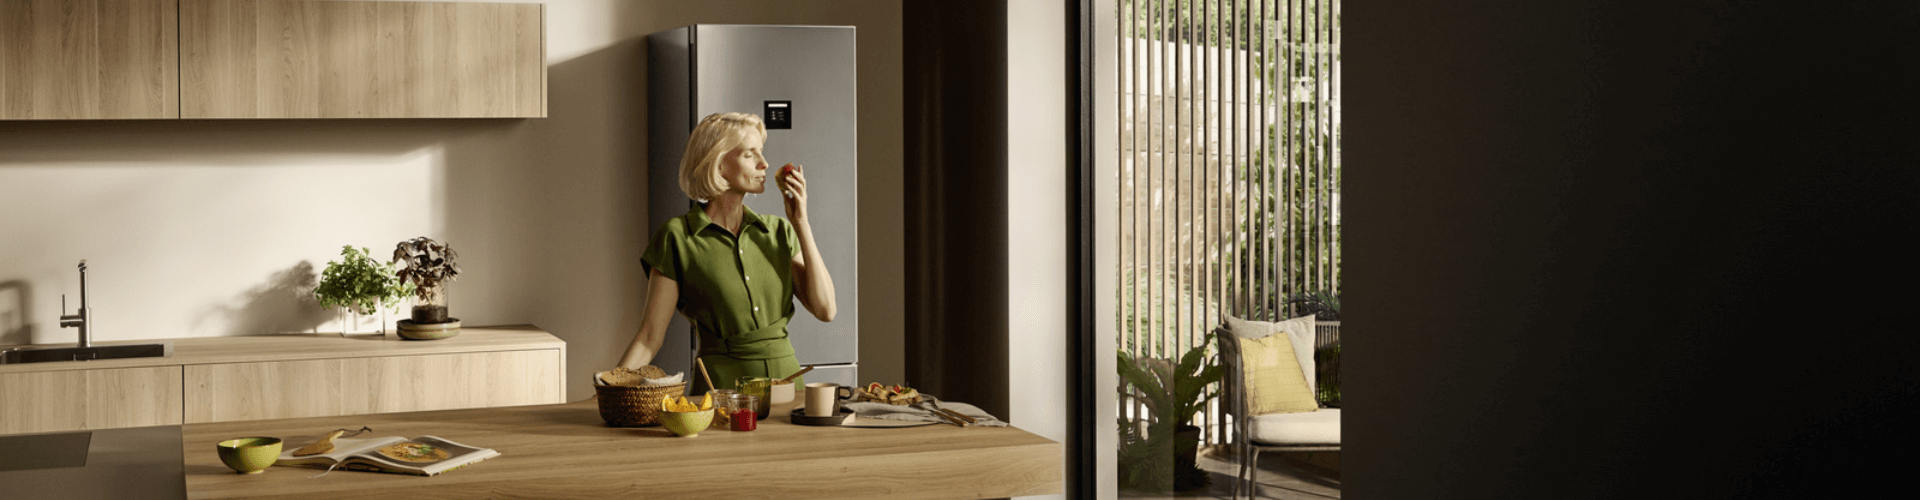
[1239,335,1320,414]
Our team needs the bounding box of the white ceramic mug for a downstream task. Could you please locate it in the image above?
[804,382,854,417]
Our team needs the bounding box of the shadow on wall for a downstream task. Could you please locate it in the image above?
[433,39,650,400]
[193,261,336,336]
[0,280,32,345]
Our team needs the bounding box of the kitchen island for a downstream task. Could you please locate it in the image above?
[183,398,1062,499]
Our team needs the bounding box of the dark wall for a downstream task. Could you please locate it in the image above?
[1347,1,1917,498]
[902,1,1011,419]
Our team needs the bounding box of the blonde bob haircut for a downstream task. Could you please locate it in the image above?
[679,112,767,202]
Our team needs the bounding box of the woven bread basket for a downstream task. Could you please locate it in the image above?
[595,381,688,427]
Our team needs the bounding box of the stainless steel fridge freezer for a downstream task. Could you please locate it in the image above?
[646,25,859,388]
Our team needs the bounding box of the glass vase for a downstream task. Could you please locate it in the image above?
[340,306,385,335]
[411,286,450,324]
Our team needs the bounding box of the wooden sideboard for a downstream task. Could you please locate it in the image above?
[0,325,566,435]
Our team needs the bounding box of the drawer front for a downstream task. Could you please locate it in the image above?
[0,366,184,435]
[179,0,545,118]
[184,349,562,424]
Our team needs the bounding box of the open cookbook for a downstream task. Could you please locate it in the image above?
[275,435,498,476]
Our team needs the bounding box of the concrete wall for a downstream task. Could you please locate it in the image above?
[0,0,904,403]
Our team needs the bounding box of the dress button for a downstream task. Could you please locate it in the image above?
[753,306,759,311]
[745,276,751,281]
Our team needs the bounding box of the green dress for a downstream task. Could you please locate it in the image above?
[642,203,806,393]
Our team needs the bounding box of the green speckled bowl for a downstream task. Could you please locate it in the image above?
[216,437,282,474]
[660,408,715,437]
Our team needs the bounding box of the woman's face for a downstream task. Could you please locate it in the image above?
[720,132,769,195]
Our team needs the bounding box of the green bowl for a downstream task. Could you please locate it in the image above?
[660,408,715,437]
[216,437,283,474]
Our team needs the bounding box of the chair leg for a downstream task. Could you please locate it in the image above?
[1248,448,1263,499]
[1235,442,1247,500]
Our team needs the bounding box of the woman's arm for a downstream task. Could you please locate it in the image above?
[780,164,836,322]
[617,268,680,368]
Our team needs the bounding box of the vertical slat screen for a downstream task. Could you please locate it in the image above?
[1115,0,1339,460]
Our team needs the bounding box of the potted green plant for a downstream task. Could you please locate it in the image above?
[314,245,412,334]
[1117,334,1225,493]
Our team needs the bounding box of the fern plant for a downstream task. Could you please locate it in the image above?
[314,245,413,315]
[1116,333,1225,492]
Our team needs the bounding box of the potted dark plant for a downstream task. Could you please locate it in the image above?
[313,245,413,335]
[392,237,462,340]
[1116,334,1225,492]
[1288,290,1342,407]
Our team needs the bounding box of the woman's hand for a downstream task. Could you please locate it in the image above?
[777,163,809,222]
[781,162,835,322]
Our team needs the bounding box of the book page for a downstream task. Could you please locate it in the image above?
[275,436,406,467]
[341,436,500,476]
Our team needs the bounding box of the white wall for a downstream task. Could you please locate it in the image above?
[1008,1,1069,499]
[0,0,904,403]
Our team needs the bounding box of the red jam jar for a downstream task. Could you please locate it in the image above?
[728,394,759,431]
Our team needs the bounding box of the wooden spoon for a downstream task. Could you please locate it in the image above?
[695,357,715,394]
[781,365,815,384]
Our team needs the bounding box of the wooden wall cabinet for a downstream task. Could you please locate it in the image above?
[0,0,179,120]
[183,349,563,424]
[0,366,184,435]
[2,0,544,120]
[180,0,546,118]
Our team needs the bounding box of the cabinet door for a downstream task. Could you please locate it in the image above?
[0,0,179,120]
[180,0,544,118]
[183,349,562,424]
[0,366,185,435]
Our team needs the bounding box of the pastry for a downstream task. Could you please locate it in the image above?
[292,429,347,456]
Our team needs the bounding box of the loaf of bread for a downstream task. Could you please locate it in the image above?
[597,365,673,387]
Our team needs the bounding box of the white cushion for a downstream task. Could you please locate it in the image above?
[1248,408,1341,445]
[1224,314,1318,391]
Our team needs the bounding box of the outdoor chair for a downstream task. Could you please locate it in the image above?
[1216,318,1341,500]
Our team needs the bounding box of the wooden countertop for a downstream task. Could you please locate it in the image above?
[182,398,1064,499]
[0,325,563,374]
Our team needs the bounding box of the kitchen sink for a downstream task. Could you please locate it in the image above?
[0,343,172,364]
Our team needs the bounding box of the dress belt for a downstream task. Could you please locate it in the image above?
[696,316,793,360]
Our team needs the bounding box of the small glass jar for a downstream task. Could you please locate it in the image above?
[707,389,738,429]
[727,394,759,431]
[735,376,773,420]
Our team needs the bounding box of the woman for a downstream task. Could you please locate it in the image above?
[617,112,836,393]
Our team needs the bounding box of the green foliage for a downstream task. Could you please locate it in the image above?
[314,245,413,314]
[1316,344,1341,406]
[1117,334,1225,492]
[1117,268,1221,356]
[1288,290,1340,321]
[1117,417,1176,492]
[1119,336,1225,429]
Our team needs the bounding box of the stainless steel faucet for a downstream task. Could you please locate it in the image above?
[59,260,91,348]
